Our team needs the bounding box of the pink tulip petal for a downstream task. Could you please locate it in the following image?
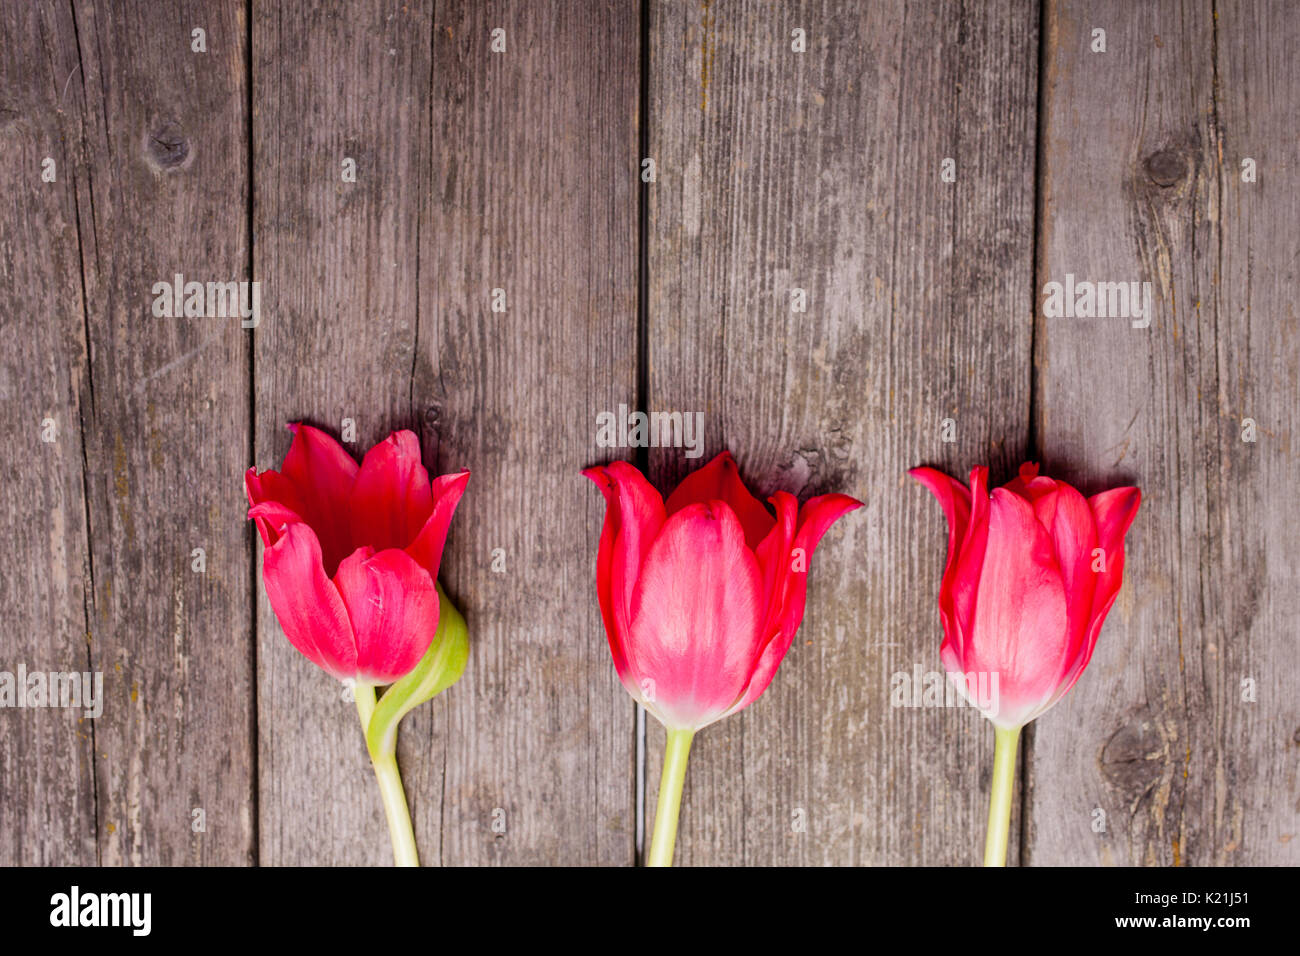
[1030,482,1099,686]
[738,491,799,712]
[1084,485,1141,633]
[628,501,765,729]
[403,470,470,583]
[1050,486,1141,697]
[333,547,442,684]
[583,462,667,690]
[246,492,304,549]
[969,488,1069,726]
[261,522,357,679]
[948,466,992,661]
[349,431,435,552]
[246,464,314,543]
[908,466,972,583]
[754,490,800,634]
[276,423,359,574]
[664,451,775,551]
[783,492,863,618]
[910,467,975,664]
[1090,486,1142,557]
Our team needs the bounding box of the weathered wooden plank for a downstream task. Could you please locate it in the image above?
[38,0,254,864]
[252,0,439,865]
[1209,0,1300,865]
[1029,0,1300,865]
[254,0,639,865]
[421,0,640,865]
[0,0,98,866]
[647,0,1038,864]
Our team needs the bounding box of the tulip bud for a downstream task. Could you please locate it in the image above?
[246,424,470,686]
[910,462,1140,730]
[583,451,861,733]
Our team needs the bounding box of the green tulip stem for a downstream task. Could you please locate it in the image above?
[355,682,419,867]
[983,724,1021,867]
[647,728,695,867]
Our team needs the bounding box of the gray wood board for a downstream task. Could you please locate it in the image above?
[645,0,1039,864]
[0,0,256,864]
[253,0,639,864]
[419,0,640,866]
[1029,0,1300,866]
[0,0,98,866]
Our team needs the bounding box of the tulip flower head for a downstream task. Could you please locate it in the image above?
[246,424,469,686]
[584,451,862,732]
[909,462,1140,729]
[910,461,1140,866]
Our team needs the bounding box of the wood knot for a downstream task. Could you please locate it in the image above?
[144,121,191,171]
[1100,716,1166,795]
[1143,148,1187,187]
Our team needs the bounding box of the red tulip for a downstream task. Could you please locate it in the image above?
[583,451,861,731]
[584,450,860,866]
[909,462,1140,729]
[910,461,1140,866]
[247,424,469,685]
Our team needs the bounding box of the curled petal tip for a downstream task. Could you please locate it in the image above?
[908,465,949,485]
[581,465,613,489]
[433,468,471,502]
[908,465,962,498]
[814,491,864,514]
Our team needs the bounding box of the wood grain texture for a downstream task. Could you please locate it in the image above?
[4,0,257,865]
[83,0,254,866]
[420,0,639,865]
[1029,0,1300,865]
[1210,0,1300,865]
[646,0,1038,864]
[0,0,97,866]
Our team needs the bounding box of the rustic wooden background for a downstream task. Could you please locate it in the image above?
[1,0,1295,866]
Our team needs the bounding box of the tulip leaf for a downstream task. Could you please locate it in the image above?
[365,582,469,759]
